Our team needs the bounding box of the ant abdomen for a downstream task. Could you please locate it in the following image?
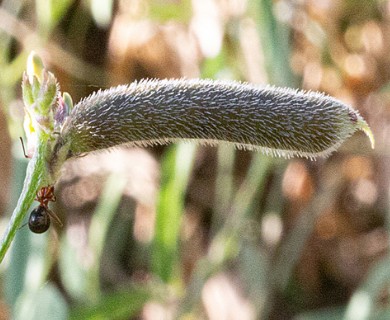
[28,206,51,234]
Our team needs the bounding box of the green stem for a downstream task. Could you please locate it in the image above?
[0,139,50,263]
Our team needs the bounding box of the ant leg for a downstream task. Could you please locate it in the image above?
[19,137,30,159]
[47,208,63,228]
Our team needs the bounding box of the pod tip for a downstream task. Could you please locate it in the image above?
[358,118,375,149]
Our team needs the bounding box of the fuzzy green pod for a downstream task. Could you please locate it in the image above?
[55,79,373,162]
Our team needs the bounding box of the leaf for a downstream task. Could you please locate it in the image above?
[14,284,69,320]
[69,287,151,320]
[152,143,196,282]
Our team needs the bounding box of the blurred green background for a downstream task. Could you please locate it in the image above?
[0,0,388,319]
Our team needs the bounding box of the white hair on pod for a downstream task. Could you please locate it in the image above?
[52,78,373,165]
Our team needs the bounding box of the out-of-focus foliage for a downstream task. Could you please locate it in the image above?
[0,0,388,319]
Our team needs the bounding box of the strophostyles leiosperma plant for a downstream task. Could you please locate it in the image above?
[0,52,374,263]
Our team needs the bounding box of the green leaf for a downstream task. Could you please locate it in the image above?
[14,284,68,320]
[344,254,390,320]
[152,143,196,283]
[0,138,52,264]
[149,0,192,22]
[87,173,127,300]
[4,155,29,306]
[69,287,151,320]
[295,306,346,320]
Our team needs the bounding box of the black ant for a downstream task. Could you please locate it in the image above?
[29,185,63,234]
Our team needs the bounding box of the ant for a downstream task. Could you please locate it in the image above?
[29,185,63,234]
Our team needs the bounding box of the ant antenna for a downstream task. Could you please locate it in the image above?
[19,137,30,159]
[18,221,28,230]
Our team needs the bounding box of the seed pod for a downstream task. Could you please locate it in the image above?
[57,79,374,160]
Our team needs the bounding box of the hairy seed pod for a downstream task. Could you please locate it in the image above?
[57,79,374,160]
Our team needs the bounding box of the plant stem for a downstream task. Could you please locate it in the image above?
[0,139,50,263]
